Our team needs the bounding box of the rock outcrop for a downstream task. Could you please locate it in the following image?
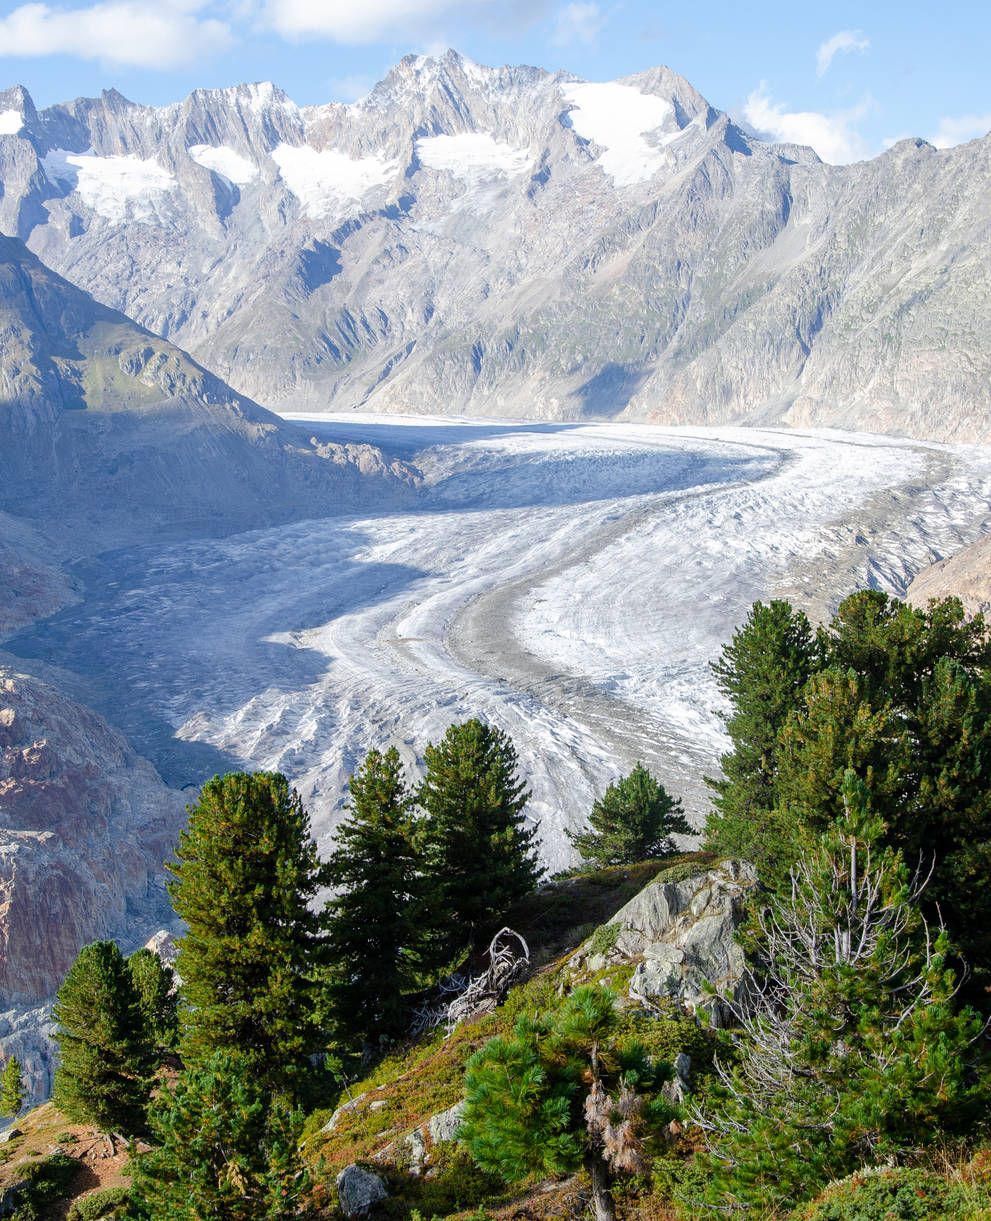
[335,1164,388,1217]
[571,860,759,1026]
[0,659,186,1100]
[2,56,991,438]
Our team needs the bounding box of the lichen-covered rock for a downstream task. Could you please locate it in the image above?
[427,1100,465,1145]
[335,1164,388,1217]
[321,1093,367,1134]
[575,860,758,1026]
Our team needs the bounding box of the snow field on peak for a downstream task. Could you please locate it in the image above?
[41,149,175,221]
[416,132,532,181]
[271,143,397,218]
[188,144,259,185]
[0,109,23,135]
[562,81,675,185]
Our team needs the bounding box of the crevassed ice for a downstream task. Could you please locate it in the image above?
[416,132,531,180]
[271,143,397,219]
[561,82,675,186]
[188,144,259,186]
[41,149,175,222]
[0,109,23,135]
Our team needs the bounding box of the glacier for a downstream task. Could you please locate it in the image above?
[7,416,991,872]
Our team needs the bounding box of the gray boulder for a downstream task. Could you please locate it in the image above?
[577,860,758,1026]
[320,1092,367,1134]
[427,1099,465,1144]
[335,1164,387,1217]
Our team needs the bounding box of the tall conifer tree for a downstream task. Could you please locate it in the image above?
[167,772,329,1094]
[0,1057,24,1118]
[568,762,690,867]
[704,599,817,863]
[53,940,153,1135]
[418,719,541,966]
[324,747,420,1045]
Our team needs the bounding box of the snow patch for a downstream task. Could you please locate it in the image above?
[0,109,23,135]
[416,132,531,181]
[562,82,675,186]
[188,143,258,185]
[271,143,396,219]
[41,149,175,221]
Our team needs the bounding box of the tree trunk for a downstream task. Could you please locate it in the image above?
[584,1150,616,1221]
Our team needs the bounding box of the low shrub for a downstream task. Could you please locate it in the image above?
[6,1153,78,1220]
[67,1184,131,1220]
[793,1165,991,1221]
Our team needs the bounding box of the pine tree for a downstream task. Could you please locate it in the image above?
[324,747,420,1046]
[418,720,542,966]
[568,762,690,867]
[127,949,179,1056]
[52,941,154,1135]
[0,1056,24,1118]
[692,775,991,1214]
[461,985,666,1221]
[704,600,817,862]
[126,1051,306,1221]
[167,772,330,1094]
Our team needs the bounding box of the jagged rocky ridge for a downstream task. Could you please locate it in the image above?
[1,53,990,438]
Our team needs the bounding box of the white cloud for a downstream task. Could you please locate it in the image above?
[552,1,604,47]
[743,83,873,165]
[930,112,991,149]
[256,0,495,43]
[816,28,870,77]
[0,1,232,68]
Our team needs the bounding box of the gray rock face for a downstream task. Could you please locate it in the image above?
[427,1099,465,1145]
[0,657,186,1101]
[335,1164,388,1217]
[1,55,990,439]
[0,235,416,555]
[576,860,758,1025]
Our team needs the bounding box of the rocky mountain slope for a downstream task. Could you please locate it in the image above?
[1,53,990,438]
[0,234,416,556]
[907,536,991,618]
[0,657,186,1101]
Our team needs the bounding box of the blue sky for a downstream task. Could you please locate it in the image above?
[0,0,988,163]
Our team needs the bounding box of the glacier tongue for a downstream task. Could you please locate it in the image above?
[9,416,991,873]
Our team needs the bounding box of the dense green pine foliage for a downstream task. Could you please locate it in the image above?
[0,1055,24,1117]
[705,591,991,979]
[126,1052,306,1221]
[704,600,817,869]
[52,940,154,1135]
[127,949,179,1057]
[462,985,668,1221]
[324,746,421,1045]
[167,772,330,1093]
[567,762,691,866]
[695,777,990,1214]
[418,719,542,964]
